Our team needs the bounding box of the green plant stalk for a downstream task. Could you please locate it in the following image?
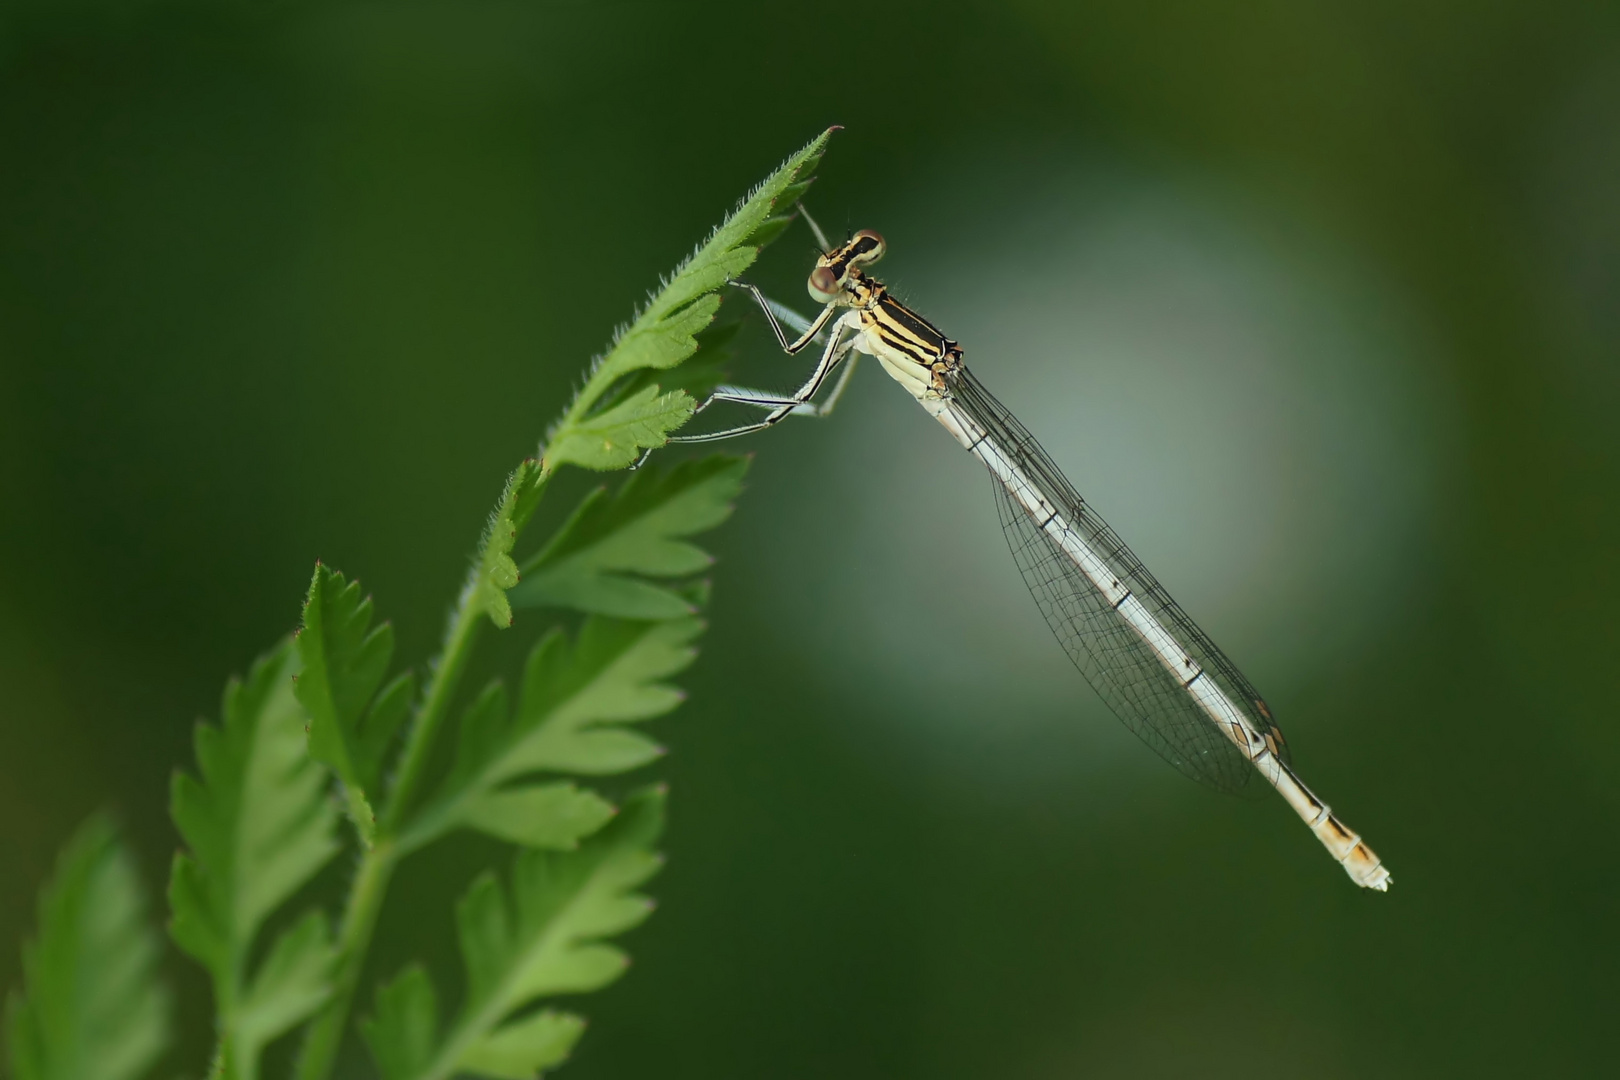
[296,466,570,1080]
[383,591,490,833]
[294,497,537,1080]
[294,840,396,1080]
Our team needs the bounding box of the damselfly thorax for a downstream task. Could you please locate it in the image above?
[810,232,962,403]
[847,273,962,400]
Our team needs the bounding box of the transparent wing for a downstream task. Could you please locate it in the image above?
[956,369,1289,795]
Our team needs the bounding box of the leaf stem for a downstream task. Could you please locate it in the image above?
[296,464,554,1080]
[388,458,552,834]
[383,591,486,831]
[293,840,396,1080]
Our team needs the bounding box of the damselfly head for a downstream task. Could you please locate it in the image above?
[807,229,887,303]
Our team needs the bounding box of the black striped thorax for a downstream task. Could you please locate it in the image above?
[847,271,964,371]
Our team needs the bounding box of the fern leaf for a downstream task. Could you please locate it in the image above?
[397,618,696,853]
[512,456,747,618]
[359,966,437,1080]
[296,566,410,843]
[546,387,695,473]
[586,127,831,391]
[169,640,341,1080]
[547,127,835,465]
[4,816,170,1080]
[469,459,548,630]
[454,1010,583,1080]
[231,912,335,1067]
[600,294,721,378]
[505,619,699,775]
[453,777,618,850]
[364,790,665,1080]
[605,319,741,411]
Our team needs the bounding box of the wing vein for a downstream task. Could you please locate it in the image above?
[951,367,1289,795]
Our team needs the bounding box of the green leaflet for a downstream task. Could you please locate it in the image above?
[397,618,699,853]
[502,618,700,775]
[512,455,748,619]
[296,566,412,843]
[5,816,170,1080]
[470,459,549,629]
[546,387,695,472]
[169,641,340,1080]
[585,129,831,392]
[601,293,721,378]
[545,127,835,468]
[358,966,437,1080]
[452,775,618,851]
[361,970,583,1080]
[362,790,665,1080]
[605,318,741,412]
[454,1010,583,1080]
[227,912,334,1077]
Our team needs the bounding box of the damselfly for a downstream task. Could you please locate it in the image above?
[659,211,1391,891]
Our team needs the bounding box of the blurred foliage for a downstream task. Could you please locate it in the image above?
[5,816,169,1080]
[1,2,1617,1078]
[170,640,340,1080]
[364,789,664,1080]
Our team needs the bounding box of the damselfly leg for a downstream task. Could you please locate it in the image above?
[635,217,865,459]
[663,298,857,444]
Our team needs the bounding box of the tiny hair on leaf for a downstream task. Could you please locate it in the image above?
[604,318,742,412]
[469,459,548,630]
[544,127,835,470]
[547,387,696,473]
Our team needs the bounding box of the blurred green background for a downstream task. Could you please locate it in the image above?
[3,1,1618,1077]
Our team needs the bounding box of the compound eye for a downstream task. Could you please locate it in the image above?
[808,265,840,303]
[850,229,886,265]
